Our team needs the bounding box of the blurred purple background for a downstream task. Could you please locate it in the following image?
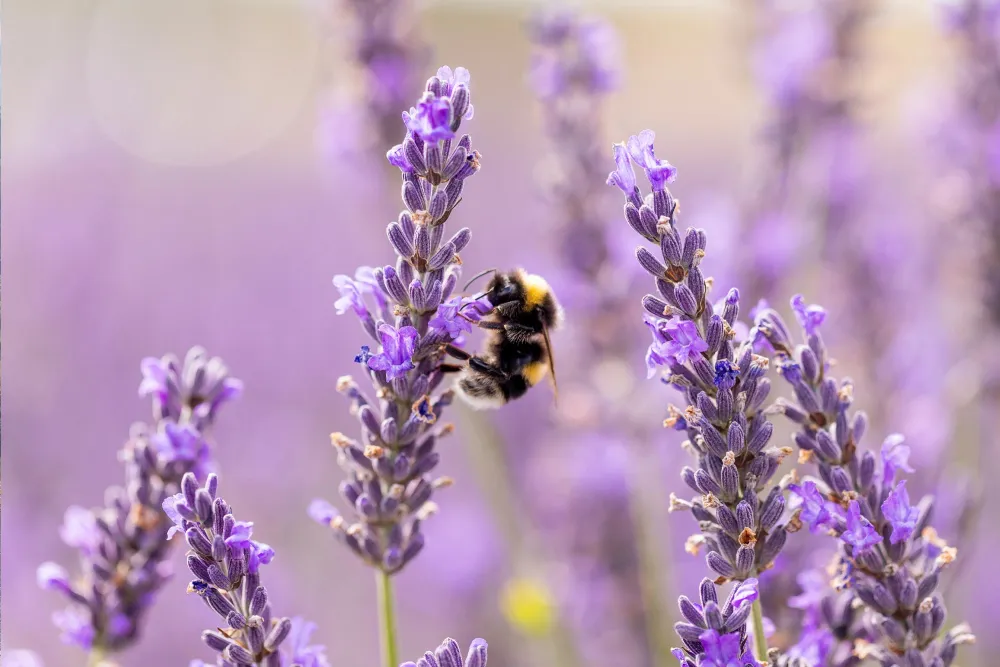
[2,2,998,666]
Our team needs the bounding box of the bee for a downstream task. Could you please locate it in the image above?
[442,268,563,409]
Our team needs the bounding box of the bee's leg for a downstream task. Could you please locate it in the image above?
[503,322,539,343]
[470,320,505,332]
[468,356,509,379]
[442,344,473,361]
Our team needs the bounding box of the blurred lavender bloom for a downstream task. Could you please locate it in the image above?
[401,637,487,667]
[528,13,662,666]
[317,0,425,157]
[755,298,975,665]
[167,473,327,667]
[313,66,481,574]
[37,348,239,659]
[739,1,868,302]
[530,10,621,278]
[0,652,44,667]
[139,346,242,431]
[608,135,792,585]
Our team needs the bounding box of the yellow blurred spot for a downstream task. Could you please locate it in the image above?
[500,578,555,638]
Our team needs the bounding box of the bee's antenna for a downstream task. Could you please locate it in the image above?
[463,268,497,292]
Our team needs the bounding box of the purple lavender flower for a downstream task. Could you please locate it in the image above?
[841,501,881,555]
[401,637,487,667]
[529,11,618,99]
[320,0,425,156]
[138,346,242,430]
[169,473,327,667]
[663,320,709,365]
[881,481,920,544]
[404,97,455,143]
[756,297,975,665]
[626,130,677,191]
[285,618,331,667]
[607,142,637,197]
[788,480,840,534]
[880,433,914,486]
[790,294,825,335]
[334,273,370,317]
[671,578,757,667]
[367,323,418,380]
[314,66,481,581]
[609,136,790,588]
[38,348,240,660]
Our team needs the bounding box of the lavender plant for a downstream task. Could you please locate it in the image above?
[320,0,425,158]
[670,578,760,667]
[607,131,792,662]
[520,12,669,667]
[753,299,976,666]
[37,347,241,664]
[400,637,488,667]
[309,65,480,667]
[164,472,329,667]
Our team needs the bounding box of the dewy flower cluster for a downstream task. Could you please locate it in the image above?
[37,348,241,658]
[311,65,481,576]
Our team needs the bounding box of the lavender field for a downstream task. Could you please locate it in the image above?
[2,2,998,667]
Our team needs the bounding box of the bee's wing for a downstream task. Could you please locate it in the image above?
[541,323,558,404]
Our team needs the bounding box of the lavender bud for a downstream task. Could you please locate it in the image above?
[758,488,784,531]
[678,596,705,627]
[403,181,425,212]
[659,222,683,264]
[759,527,786,566]
[636,247,667,278]
[695,469,722,496]
[680,228,699,267]
[735,546,755,575]
[404,136,426,173]
[746,420,773,454]
[643,295,670,318]
[250,586,268,616]
[703,601,724,630]
[222,643,255,664]
[674,283,699,316]
[409,280,427,311]
[428,190,449,222]
[428,243,456,271]
[383,266,410,304]
[707,551,735,578]
[388,223,414,258]
[720,456,740,500]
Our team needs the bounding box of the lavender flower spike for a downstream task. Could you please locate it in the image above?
[671,578,758,667]
[607,134,791,584]
[38,348,239,658]
[169,473,329,667]
[400,637,487,667]
[755,297,975,666]
[314,67,482,576]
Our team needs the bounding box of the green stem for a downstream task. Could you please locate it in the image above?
[627,458,675,667]
[750,597,769,662]
[376,569,399,667]
[87,648,106,667]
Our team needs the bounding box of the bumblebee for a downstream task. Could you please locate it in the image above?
[442,268,563,409]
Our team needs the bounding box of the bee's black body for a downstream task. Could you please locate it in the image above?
[446,269,563,409]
